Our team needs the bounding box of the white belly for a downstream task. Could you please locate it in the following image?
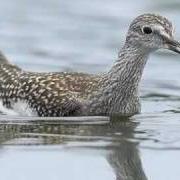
[0,100,37,116]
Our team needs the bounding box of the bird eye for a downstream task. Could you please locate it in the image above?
[142,26,152,34]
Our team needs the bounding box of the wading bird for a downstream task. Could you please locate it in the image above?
[0,14,180,117]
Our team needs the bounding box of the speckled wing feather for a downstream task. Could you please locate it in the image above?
[0,49,104,117]
[0,63,100,116]
[19,71,100,116]
[0,64,22,108]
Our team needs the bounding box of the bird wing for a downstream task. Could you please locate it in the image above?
[20,72,100,116]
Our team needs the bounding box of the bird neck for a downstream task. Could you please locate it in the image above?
[91,43,150,116]
[107,43,149,90]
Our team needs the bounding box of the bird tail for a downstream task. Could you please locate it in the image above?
[0,50,9,63]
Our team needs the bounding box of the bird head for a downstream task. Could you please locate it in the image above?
[126,13,180,54]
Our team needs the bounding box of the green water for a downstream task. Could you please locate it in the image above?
[0,0,180,179]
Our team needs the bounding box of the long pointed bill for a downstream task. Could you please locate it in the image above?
[163,36,180,54]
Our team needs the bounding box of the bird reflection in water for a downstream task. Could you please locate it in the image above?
[0,116,147,180]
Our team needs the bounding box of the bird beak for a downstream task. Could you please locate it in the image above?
[163,36,180,54]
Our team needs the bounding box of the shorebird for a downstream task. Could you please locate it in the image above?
[0,13,180,117]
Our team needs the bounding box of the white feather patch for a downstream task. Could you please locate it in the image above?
[0,100,37,116]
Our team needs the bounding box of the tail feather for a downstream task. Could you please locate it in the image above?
[0,51,9,63]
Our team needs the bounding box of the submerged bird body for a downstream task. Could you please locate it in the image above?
[0,62,100,116]
[0,14,180,117]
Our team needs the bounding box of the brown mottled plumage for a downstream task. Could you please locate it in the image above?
[0,63,100,116]
[0,13,180,117]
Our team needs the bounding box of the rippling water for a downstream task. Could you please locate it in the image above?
[0,0,180,180]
